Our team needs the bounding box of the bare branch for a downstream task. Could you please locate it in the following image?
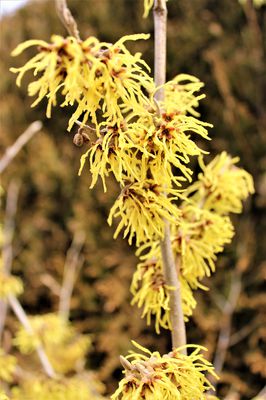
[253,386,266,399]
[229,322,258,347]
[153,0,167,98]
[55,0,80,40]
[0,181,55,377]
[153,0,187,352]
[0,121,42,174]
[59,231,85,321]
[208,271,242,391]
[0,181,20,341]
[8,295,56,378]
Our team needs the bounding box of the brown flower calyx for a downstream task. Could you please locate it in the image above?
[73,127,90,147]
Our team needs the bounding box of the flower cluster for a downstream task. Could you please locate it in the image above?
[130,259,174,333]
[0,348,16,383]
[10,376,105,400]
[0,272,23,299]
[131,152,254,331]
[11,21,254,400]
[111,341,217,399]
[108,181,180,246]
[12,36,211,245]
[0,393,9,400]
[11,34,153,130]
[13,313,90,374]
[185,152,255,215]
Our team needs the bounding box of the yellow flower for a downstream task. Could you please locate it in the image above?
[130,259,174,333]
[173,205,235,288]
[108,180,180,246]
[79,121,145,192]
[11,34,153,130]
[134,203,235,327]
[163,74,206,117]
[122,76,212,187]
[185,152,255,215]
[0,393,10,400]
[0,348,16,382]
[131,258,197,332]
[0,273,23,299]
[111,341,218,400]
[13,313,90,374]
[11,376,105,400]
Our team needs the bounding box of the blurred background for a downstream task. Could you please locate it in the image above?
[0,0,265,398]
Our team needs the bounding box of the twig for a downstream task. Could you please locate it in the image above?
[253,386,266,399]
[153,0,187,352]
[75,120,97,132]
[229,322,258,347]
[8,294,56,378]
[0,180,20,341]
[208,271,242,391]
[59,231,85,321]
[2,181,20,275]
[0,121,42,174]
[55,0,80,40]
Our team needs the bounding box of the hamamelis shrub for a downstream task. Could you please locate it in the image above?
[3,0,254,398]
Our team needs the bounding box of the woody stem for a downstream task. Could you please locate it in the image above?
[153,0,187,352]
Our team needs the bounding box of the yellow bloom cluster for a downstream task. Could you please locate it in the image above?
[130,259,174,333]
[0,272,23,299]
[11,30,254,342]
[108,181,180,246]
[0,348,16,383]
[131,152,254,331]
[186,152,255,215]
[12,35,211,245]
[11,34,153,130]
[13,313,90,374]
[10,376,105,400]
[111,341,218,399]
[77,78,211,245]
[0,393,10,400]
[172,206,235,288]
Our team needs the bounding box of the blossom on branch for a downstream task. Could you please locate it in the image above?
[108,181,180,246]
[111,341,218,399]
[11,34,153,130]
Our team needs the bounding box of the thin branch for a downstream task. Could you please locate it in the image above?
[153,0,187,352]
[0,121,42,174]
[75,120,97,132]
[2,181,20,275]
[55,0,80,40]
[208,271,242,391]
[0,181,20,341]
[59,231,85,321]
[229,322,257,347]
[8,294,56,378]
[253,386,266,399]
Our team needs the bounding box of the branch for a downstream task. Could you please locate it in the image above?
[253,386,266,399]
[8,295,56,378]
[208,271,242,391]
[59,231,85,321]
[153,0,187,352]
[55,0,80,40]
[0,121,42,174]
[0,181,20,341]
